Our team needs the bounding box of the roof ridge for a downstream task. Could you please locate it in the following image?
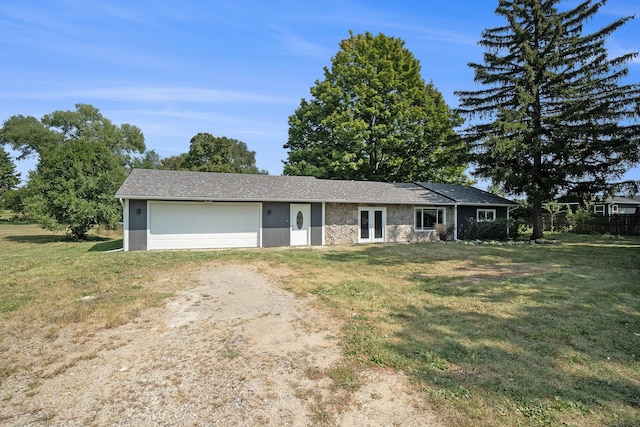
[413,182,458,202]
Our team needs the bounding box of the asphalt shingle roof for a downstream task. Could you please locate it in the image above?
[416,183,517,205]
[610,196,640,205]
[116,169,515,206]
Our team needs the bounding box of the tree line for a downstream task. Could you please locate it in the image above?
[1,0,639,240]
[0,105,264,238]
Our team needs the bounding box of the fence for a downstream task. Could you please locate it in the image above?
[582,214,640,236]
[542,213,640,236]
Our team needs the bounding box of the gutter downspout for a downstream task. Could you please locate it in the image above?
[118,198,128,251]
[454,203,459,241]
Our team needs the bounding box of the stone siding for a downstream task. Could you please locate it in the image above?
[325,203,359,245]
[325,203,453,245]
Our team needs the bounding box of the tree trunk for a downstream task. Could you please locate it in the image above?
[531,199,544,240]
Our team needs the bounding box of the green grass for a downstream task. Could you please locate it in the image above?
[1,223,639,426]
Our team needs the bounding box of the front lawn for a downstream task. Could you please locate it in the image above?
[1,223,638,426]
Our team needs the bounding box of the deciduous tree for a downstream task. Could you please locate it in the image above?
[1,104,147,236]
[25,138,125,239]
[0,104,145,165]
[183,133,264,174]
[284,31,468,183]
[160,153,188,171]
[456,0,640,239]
[127,149,163,171]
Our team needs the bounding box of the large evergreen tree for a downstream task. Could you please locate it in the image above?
[284,31,468,183]
[456,0,640,239]
[0,146,20,208]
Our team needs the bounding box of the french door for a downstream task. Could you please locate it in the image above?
[358,207,386,243]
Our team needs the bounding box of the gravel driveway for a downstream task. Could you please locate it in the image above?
[1,263,441,426]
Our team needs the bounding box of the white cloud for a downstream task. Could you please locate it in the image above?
[0,86,296,105]
[271,26,333,59]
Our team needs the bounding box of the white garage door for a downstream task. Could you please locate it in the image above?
[149,201,260,250]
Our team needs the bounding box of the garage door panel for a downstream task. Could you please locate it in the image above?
[149,202,260,249]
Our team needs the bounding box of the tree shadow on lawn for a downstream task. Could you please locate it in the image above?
[4,234,116,247]
[4,234,72,244]
[321,243,481,266]
[376,270,640,424]
[88,239,123,252]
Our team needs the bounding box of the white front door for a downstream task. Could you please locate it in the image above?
[358,207,386,243]
[290,204,311,246]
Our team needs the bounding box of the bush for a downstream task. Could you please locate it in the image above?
[462,217,510,241]
[3,188,25,214]
[510,218,528,239]
[567,207,593,234]
[436,223,455,241]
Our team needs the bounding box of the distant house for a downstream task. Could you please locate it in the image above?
[560,196,640,216]
[115,169,517,251]
[592,196,640,215]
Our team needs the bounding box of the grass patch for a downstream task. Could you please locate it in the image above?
[270,234,640,426]
[219,345,241,360]
[327,364,360,391]
[1,224,639,426]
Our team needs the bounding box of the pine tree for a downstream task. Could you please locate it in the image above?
[456,0,640,239]
[0,146,20,208]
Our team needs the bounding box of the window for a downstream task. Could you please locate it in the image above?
[415,208,446,231]
[358,207,386,243]
[477,209,496,222]
[594,205,605,215]
[611,205,618,215]
[296,210,304,229]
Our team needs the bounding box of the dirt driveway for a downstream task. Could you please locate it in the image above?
[1,263,441,426]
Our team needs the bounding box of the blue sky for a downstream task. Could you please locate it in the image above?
[2,0,639,187]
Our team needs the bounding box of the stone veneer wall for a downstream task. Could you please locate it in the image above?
[325,203,454,245]
[324,203,359,245]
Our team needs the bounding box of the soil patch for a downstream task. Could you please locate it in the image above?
[1,263,441,426]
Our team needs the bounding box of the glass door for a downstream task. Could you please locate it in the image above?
[358,207,386,243]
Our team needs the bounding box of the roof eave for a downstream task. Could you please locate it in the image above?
[456,202,518,207]
[115,194,457,205]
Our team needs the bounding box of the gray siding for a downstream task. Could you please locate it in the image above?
[617,204,639,214]
[457,205,508,239]
[129,199,147,251]
[262,202,290,247]
[311,203,323,246]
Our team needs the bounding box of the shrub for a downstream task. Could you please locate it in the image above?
[567,207,593,234]
[462,217,510,241]
[436,223,455,241]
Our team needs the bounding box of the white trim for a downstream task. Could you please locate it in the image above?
[453,204,458,240]
[594,205,605,215]
[477,208,496,222]
[146,201,151,251]
[358,207,387,243]
[123,198,130,251]
[290,203,311,246]
[611,204,619,215]
[147,201,260,250]
[116,194,516,206]
[115,195,451,205]
[414,207,447,232]
[259,202,263,248]
[321,202,326,246]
